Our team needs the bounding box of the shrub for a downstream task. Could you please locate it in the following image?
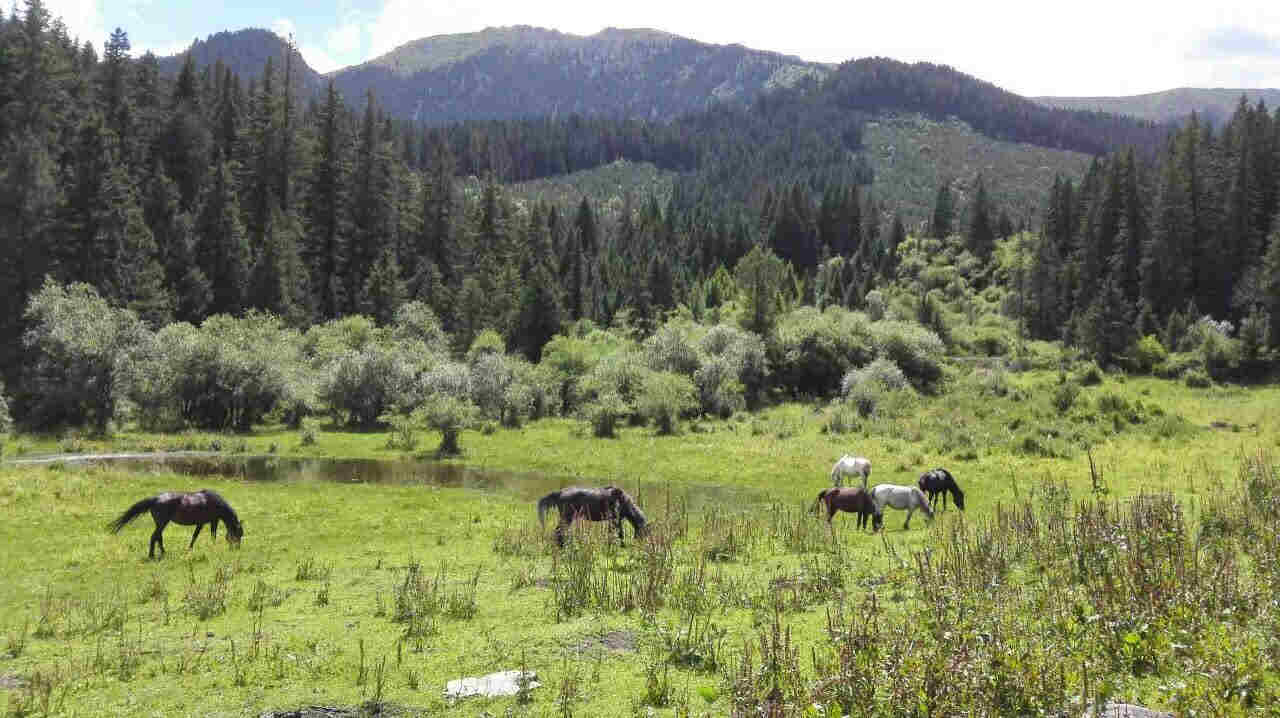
[637,372,698,435]
[411,394,480,456]
[970,326,1013,356]
[1131,335,1168,374]
[19,280,149,434]
[773,307,876,397]
[698,324,768,409]
[126,313,298,432]
[968,366,1012,397]
[1198,329,1240,380]
[466,329,506,362]
[642,323,701,376]
[1184,370,1213,388]
[1075,361,1104,386]
[468,352,516,419]
[693,357,746,418]
[318,345,415,428]
[580,392,630,438]
[824,402,861,433]
[0,381,11,435]
[841,357,909,396]
[391,301,448,349]
[870,320,946,390]
[1052,381,1080,413]
[864,290,887,321]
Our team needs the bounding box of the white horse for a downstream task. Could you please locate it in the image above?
[869,484,934,530]
[830,455,872,489]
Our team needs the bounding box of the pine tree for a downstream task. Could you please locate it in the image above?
[513,262,563,362]
[930,181,954,238]
[196,158,250,315]
[305,80,352,317]
[95,159,171,325]
[360,246,408,326]
[248,206,311,325]
[967,174,995,261]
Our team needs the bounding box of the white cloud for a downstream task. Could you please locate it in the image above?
[44,0,108,47]
[271,17,297,41]
[327,22,362,56]
[301,42,344,74]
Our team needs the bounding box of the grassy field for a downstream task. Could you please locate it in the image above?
[2,372,1280,716]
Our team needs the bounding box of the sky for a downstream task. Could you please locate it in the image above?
[38,0,1280,96]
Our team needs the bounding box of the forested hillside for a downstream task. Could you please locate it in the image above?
[1,3,1278,432]
[1037,87,1280,126]
[156,28,324,93]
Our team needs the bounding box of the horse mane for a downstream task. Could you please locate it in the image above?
[611,487,648,533]
[914,487,935,517]
[202,489,243,536]
[536,490,562,527]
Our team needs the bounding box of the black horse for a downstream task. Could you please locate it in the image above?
[110,490,243,558]
[917,468,965,511]
[536,486,648,546]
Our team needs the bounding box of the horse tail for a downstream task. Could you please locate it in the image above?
[812,489,829,515]
[537,491,561,528]
[110,496,158,533]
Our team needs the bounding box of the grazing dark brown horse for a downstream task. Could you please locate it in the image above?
[110,490,243,559]
[537,486,648,546]
[917,468,965,511]
[813,487,882,531]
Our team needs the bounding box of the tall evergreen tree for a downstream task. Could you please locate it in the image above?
[196,158,250,315]
[967,174,995,261]
[930,181,954,238]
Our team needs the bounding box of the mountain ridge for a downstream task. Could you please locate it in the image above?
[1035,87,1280,125]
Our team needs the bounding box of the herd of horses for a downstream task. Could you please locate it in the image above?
[110,454,964,556]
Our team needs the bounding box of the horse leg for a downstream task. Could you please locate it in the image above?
[151,520,168,559]
[210,520,217,541]
[189,523,203,549]
[904,508,913,530]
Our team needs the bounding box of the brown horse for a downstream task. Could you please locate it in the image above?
[813,487,882,531]
[110,490,243,559]
[537,486,648,546]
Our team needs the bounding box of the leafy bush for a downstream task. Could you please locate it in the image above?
[698,324,768,409]
[580,392,630,438]
[391,301,448,349]
[0,381,11,435]
[969,326,1013,356]
[1154,352,1200,379]
[693,356,746,418]
[1198,329,1240,380]
[318,345,416,428]
[411,394,479,456]
[869,320,946,390]
[19,280,149,434]
[840,357,909,396]
[1075,361,1104,386]
[125,313,298,432]
[642,322,701,377]
[1052,381,1080,413]
[1184,369,1213,388]
[773,307,876,397]
[823,402,861,434]
[636,372,698,435]
[864,290,887,321]
[1131,335,1168,374]
[468,352,517,419]
[577,352,649,410]
[466,329,506,362]
[967,366,1013,397]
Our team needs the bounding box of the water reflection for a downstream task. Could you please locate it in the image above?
[9,452,773,508]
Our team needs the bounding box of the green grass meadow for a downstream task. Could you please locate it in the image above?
[2,372,1280,716]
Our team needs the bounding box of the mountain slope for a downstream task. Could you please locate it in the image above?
[1035,88,1280,126]
[327,26,829,124]
[158,28,324,93]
